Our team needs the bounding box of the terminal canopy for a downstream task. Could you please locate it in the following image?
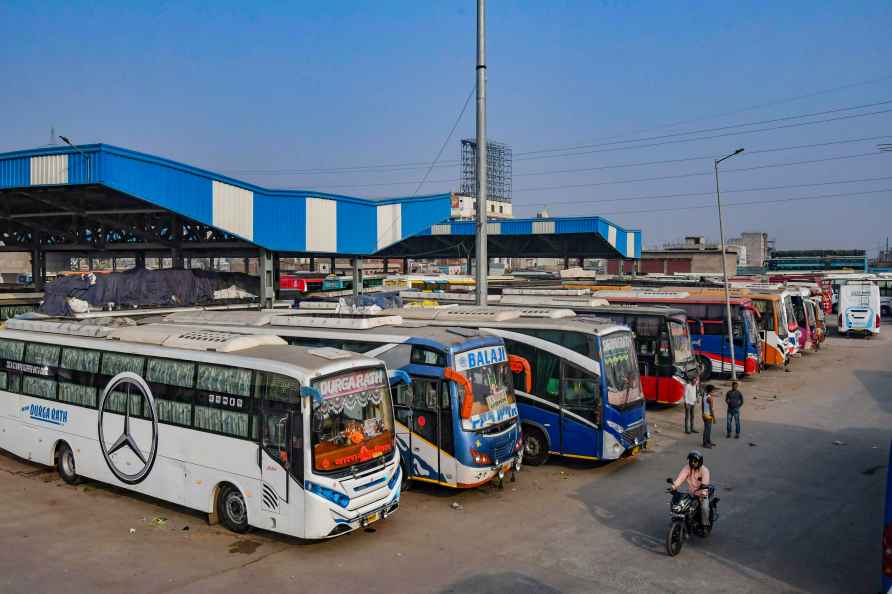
[375,217,641,260]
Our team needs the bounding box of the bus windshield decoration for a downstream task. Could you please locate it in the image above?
[668,321,694,363]
[601,332,643,408]
[312,368,394,472]
[455,345,518,431]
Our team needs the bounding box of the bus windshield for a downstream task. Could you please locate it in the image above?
[783,298,798,332]
[601,331,643,408]
[742,309,759,346]
[668,320,693,363]
[456,346,517,431]
[312,367,394,472]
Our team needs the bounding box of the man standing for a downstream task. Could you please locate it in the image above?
[683,377,699,434]
[701,384,717,448]
[725,381,744,438]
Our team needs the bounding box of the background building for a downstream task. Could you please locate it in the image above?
[728,232,771,268]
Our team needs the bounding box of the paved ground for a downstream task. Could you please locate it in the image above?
[1,326,889,594]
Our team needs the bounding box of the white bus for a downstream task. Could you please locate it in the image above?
[838,282,881,336]
[0,319,400,539]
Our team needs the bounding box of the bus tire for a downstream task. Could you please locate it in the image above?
[697,356,712,381]
[56,441,81,485]
[217,484,250,534]
[522,426,549,466]
[400,456,412,492]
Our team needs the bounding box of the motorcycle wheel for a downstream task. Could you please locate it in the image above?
[665,522,684,556]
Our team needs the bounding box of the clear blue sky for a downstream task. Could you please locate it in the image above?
[2,1,891,253]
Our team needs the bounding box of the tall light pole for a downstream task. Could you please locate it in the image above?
[715,148,744,380]
[59,135,91,183]
[474,0,488,306]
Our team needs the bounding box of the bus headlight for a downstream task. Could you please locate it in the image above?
[305,480,350,509]
[606,420,623,434]
[470,448,493,465]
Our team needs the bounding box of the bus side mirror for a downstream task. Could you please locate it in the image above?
[508,354,532,393]
[444,368,474,419]
[300,386,323,405]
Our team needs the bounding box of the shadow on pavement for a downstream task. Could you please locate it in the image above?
[570,418,889,594]
[854,368,892,413]
[439,571,564,594]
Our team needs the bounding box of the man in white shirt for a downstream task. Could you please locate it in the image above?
[683,377,699,434]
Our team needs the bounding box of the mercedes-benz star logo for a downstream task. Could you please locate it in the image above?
[98,372,159,485]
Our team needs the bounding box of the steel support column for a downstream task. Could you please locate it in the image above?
[352,258,362,302]
[258,249,275,309]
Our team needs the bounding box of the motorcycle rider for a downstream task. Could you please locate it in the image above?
[670,450,712,527]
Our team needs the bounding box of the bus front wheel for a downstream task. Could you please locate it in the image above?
[400,456,412,492]
[217,484,250,534]
[56,442,81,485]
[522,426,549,466]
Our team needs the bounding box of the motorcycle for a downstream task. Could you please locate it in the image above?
[664,478,720,556]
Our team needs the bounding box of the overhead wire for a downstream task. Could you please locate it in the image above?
[593,187,891,218]
[519,174,892,208]
[278,134,892,191]
[512,151,887,194]
[220,89,892,175]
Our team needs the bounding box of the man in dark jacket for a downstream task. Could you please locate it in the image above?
[725,381,744,438]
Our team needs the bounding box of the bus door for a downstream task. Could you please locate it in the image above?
[407,376,450,484]
[259,395,292,514]
[559,362,601,459]
[655,328,676,401]
[390,377,415,476]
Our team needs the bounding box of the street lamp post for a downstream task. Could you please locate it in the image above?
[714,148,744,380]
[58,136,91,183]
[474,0,488,306]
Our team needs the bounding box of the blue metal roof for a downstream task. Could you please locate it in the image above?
[377,216,642,259]
[0,144,451,255]
[0,143,643,260]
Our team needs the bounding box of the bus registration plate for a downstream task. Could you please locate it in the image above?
[363,511,381,526]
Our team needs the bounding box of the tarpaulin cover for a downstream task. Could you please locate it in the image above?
[39,269,260,316]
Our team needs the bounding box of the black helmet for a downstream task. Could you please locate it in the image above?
[687,450,704,468]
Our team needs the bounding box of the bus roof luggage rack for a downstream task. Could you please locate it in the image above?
[5,318,115,338]
[271,314,403,330]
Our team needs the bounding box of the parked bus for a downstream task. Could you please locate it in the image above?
[592,292,762,380]
[0,318,400,539]
[838,282,881,336]
[788,287,819,352]
[498,296,697,405]
[0,292,43,322]
[377,306,648,465]
[154,310,524,489]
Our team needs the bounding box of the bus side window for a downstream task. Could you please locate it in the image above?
[503,339,559,403]
[687,320,702,336]
[411,346,446,367]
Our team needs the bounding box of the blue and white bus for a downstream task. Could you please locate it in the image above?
[155,311,525,489]
[0,318,400,539]
[381,307,647,466]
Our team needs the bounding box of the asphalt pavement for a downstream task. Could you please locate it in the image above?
[0,326,888,594]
